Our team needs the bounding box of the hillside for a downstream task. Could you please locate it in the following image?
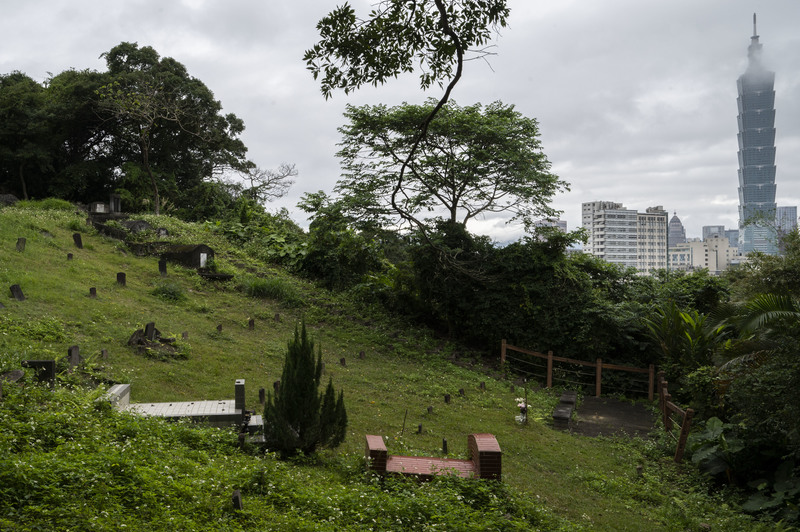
[0,202,774,530]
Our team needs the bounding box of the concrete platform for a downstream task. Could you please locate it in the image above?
[125,400,242,428]
[386,455,476,478]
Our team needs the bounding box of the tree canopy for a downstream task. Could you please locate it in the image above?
[304,0,509,99]
[335,99,566,230]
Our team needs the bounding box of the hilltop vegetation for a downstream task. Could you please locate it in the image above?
[0,201,786,530]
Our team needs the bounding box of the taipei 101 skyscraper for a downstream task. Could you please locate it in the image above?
[736,13,778,254]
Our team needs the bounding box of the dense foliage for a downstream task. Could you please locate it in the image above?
[0,43,261,219]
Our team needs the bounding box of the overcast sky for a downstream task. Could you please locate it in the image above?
[2,0,799,242]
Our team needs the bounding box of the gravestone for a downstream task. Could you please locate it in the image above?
[116,272,126,286]
[67,253,73,260]
[16,238,26,252]
[102,349,109,360]
[273,380,280,394]
[10,284,25,301]
[89,287,97,298]
[158,259,167,277]
[68,345,82,368]
[156,228,168,237]
[340,357,346,367]
[459,388,465,397]
[442,438,448,454]
[217,324,223,333]
[144,322,156,341]
[417,424,423,434]
[232,490,243,511]
[109,194,121,213]
[480,382,486,390]
[248,318,255,330]
[259,387,266,404]
[22,360,56,387]
[182,331,189,340]
[274,313,280,322]
[359,350,366,359]
[0,301,5,309]
[444,394,451,404]
[427,406,433,414]
[72,233,83,249]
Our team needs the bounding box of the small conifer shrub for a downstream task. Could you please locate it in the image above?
[263,323,347,456]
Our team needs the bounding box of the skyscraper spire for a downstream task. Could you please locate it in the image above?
[737,14,777,254]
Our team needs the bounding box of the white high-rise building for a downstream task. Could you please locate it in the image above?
[670,235,739,275]
[582,201,667,274]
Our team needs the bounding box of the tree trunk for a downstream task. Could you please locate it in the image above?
[141,142,160,215]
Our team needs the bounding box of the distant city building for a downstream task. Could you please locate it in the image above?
[725,229,740,251]
[702,225,725,241]
[638,206,668,274]
[668,212,687,245]
[736,14,778,255]
[582,201,667,274]
[776,206,797,234]
[669,235,739,275]
[531,218,567,242]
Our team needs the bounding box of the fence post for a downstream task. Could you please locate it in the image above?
[500,339,506,366]
[674,408,694,463]
[657,371,666,412]
[648,364,655,401]
[595,358,602,397]
[546,351,553,389]
[663,391,673,431]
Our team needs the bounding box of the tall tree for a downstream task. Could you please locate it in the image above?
[306,1,510,231]
[0,72,50,199]
[335,100,565,230]
[97,42,250,214]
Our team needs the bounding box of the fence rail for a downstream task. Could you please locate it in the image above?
[500,340,654,400]
[657,371,694,462]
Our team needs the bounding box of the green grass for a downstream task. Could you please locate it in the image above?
[0,203,778,530]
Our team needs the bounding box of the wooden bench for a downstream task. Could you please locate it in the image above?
[552,390,577,430]
[365,433,501,480]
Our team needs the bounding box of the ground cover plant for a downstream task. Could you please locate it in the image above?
[0,203,782,530]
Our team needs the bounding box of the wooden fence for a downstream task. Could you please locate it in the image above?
[657,371,694,463]
[500,340,655,401]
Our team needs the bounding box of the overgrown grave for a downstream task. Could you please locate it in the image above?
[127,321,187,361]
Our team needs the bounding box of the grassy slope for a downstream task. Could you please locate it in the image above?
[0,205,771,531]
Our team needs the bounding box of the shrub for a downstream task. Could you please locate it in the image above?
[237,275,303,306]
[150,280,187,302]
[263,323,347,457]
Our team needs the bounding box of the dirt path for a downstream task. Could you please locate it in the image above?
[570,396,655,438]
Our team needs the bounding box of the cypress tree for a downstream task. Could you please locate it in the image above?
[264,323,347,456]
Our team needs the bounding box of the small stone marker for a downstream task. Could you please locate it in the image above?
[67,253,73,260]
[274,313,280,322]
[444,394,451,404]
[16,237,26,252]
[102,349,109,360]
[359,350,366,359]
[340,357,346,367]
[182,331,189,340]
[89,287,97,298]
[427,406,433,414]
[417,424,423,434]
[480,381,486,390]
[68,345,82,368]
[273,380,280,394]
[248,318,255,330]
[10,284,25,301]
[442,438,448,454]
[158,259,167,276]
[72,233,83,249]
[145,322,156,341]
[259,387,266,404]
[116,272,126,286]
[22,360,56,386]
[232,490,243,510]
[459,388,465,397]
[216,324,223,333]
